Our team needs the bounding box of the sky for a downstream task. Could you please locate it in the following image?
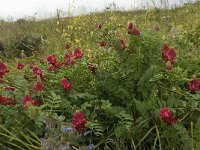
[0,0,197,21]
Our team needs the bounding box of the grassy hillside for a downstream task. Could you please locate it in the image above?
[1,2,200,149]
[0,1,199,59]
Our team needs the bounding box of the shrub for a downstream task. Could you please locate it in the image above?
[14,35,44,56]
[1,21,200,150]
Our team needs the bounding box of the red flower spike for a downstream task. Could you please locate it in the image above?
[120,38,127,49]
[32,66,43,76]
[160,108,178,125]
[127,22,141,36]
[34,81,44,92]
[74,48,83,59]
[22,95,34,110]
[0,95,16,106]
[131,28,141,36]
[127,22,133,31]
[99,41,107,47]
[162,44,176,64]
[32,100,43,106]
[187,76,199,92]
[22,95,43,110]
[64,51,76,65]
[61,78,72,91]
[0,61,9,76]
[72,111,87,133]
[47,54,57,65]
[17,63,25,69]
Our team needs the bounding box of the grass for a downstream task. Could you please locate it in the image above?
[0,1,200,60]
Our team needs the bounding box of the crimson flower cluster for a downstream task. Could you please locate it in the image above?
[34,81,44,92]
[162,44,176,70]
[127,22,141,36]
[72,111,87,133]
[22,95,43,110]
[0,61,9,81]
[120,38,127,49]
[46,54,63,72]
[64,48,83,66]
[187,75,199,92]
[0,95,16,105]
[32,66,45,81]
[17,63,25,70]
[160,108,178,125]
[99,40,107,47]
[61,78,72,91]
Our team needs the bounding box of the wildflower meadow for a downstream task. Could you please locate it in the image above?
[0,1,200,150]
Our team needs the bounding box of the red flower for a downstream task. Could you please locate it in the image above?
[22,95,43,110]
[74,48,83,59]
[0,95,16,106]
[17,63,25,69]
[5,86,15,92]
[187,76,199,92]
[64,51,76,65]
[0,61,9,76]
[61,78,72,91]
[160,108,178,125]
[32,66,43,76]
[127,22,133,31]
[72,111,87,132]
[32,99,43,106]
[120,38,127,49]
[47,54,57,65]
[162,44,176,64]
[34,81,44,92]
[88,65,97,74]
[127,22,141,36]
[23,95,33,110]
[99,41,107,47]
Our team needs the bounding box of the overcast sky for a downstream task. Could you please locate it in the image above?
[0,0,197,21]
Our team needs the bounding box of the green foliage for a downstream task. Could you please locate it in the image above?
[1,2,200,149]
[14,34,44,56]
[0,41,4,52]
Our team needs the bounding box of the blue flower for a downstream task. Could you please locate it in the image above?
[83,130,92,136]
[87,144,96,150]
[62,127,73,133]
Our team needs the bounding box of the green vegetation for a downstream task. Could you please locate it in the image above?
[0,1,200,150]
